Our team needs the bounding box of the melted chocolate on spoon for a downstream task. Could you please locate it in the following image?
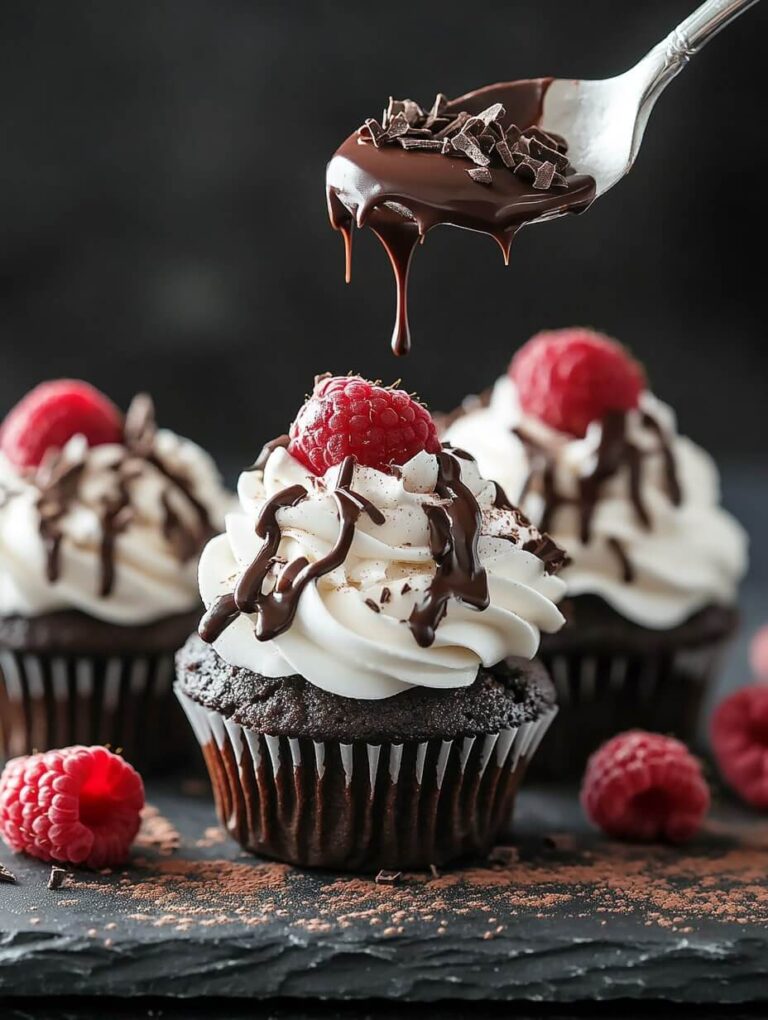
[326,80,596,355]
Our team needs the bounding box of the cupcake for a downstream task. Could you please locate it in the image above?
[0,380,231,771]
[443,328,748,777]
[175,374,566,871]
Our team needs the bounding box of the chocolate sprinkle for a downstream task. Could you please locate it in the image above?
[467,166,492,184]
[375,869,402,885]
[365,598,381,613]
[357,93,573,192]
[380,586,392,604]
[47,866,67,890]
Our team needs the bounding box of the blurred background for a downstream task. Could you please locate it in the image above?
[0,0,765,469]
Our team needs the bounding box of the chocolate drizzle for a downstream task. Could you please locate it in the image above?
[30,394,215,596]
[516,407,682,583]
[407,451,489,648]
[200,456,386,645]
[326,79,596,355]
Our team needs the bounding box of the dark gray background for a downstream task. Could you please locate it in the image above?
[0,0,765,467]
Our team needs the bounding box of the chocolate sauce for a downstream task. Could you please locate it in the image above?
[326,80,596,354]
[408,451,489,648]
[29,393,215,596]
[514,407,683,584]
[200,457,386,645]
[247,434,290,473]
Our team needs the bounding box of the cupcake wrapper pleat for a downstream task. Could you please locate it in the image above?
[0,650,191,773]
[176,688,556,871]
[531,640,727,780]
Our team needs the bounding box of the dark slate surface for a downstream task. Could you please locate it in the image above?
[1,780,767,1004]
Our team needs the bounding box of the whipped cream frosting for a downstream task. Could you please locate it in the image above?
[444,375,748,629]
[198,445,566,699]
[0,416,232,625]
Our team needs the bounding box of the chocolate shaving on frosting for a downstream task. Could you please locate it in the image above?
[358,93,572,192]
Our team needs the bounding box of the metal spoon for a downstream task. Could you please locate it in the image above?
[541,0,761,197]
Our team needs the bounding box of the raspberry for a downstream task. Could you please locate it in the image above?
[509,328,645,437]
[581,730,710,843]
[288,374,441,475]
[711,686,768,810]
[0,746,144,868]
[0,380,123,469]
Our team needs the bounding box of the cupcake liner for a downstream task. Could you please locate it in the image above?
[177,688,556,871]
[0,650,192,773]
[530,640,727,780]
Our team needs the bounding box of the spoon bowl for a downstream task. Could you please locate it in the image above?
[540,0,761,197]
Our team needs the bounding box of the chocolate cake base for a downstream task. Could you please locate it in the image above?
[175,638,557,870]
[531,596,738,780]
[0,609,199,773]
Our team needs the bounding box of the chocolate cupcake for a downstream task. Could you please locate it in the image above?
[443,329,748,777]
[175,375,566,871]
[0,380,232,771]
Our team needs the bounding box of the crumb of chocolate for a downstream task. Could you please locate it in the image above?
[47,866,67,890]
[358,93,573,191]
[375,869,402,885]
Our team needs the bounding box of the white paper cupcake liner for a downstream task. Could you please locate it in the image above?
[532,641,727,779]
[177,688,556,871]
[0,650,187,772]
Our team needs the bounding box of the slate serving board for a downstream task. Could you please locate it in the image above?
[0,780,766,1005]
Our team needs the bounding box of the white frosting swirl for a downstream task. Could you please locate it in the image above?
[0,431,232,624]
[198,446,566,699]
[444,375,748,629]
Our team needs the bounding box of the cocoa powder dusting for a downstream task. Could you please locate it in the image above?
[61,812,768,940]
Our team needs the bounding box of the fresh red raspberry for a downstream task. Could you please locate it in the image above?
[0,380,123,469]
[711,686,768,810]
[581,730,710,843]
[288,374,441,475]
[0,746,144,868]
[509,328,646,437]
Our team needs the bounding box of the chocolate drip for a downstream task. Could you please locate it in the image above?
[36,457,86,583]
[99,467,134,596]
[408,451,489,648]
[247,434,290,473]
[515,406,683,584]
[31,392,215,596]
[199,457,386,646]
[607,536,635,583]
[642,412,683,505]
[326,79,596,355]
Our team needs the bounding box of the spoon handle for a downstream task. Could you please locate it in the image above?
[668,0,761,57]
[632,0,761,154]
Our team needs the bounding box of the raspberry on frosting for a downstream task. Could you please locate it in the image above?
[711,686,768,810]
[0,380,123,469]
[581,730,710,843]
[509,328,645,437]
[0,745,144,868]
[288,374,441,475]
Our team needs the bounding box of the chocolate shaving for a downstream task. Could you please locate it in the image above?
[0,862,16,884]
[365,598,381,613]
[358,93,574,191]
[380,586,391,604]
[48,865,67,890]
[467,167,492,185]
[375,869,402,885]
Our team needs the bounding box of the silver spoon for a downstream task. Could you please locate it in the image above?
[541,0,761,197]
